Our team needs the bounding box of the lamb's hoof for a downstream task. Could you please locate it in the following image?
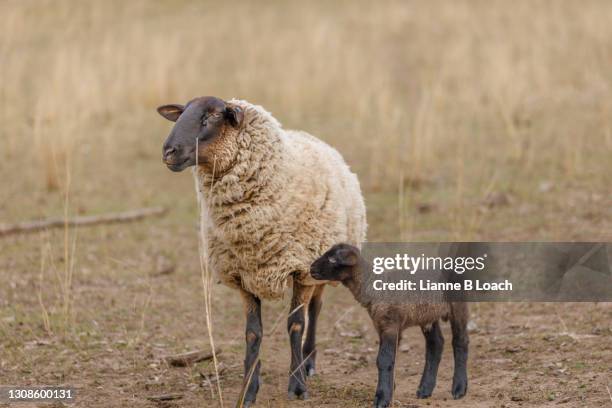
[287,390,309,400]
[416,388,432,399]
[242,399,256,407]
[452,378,468,399]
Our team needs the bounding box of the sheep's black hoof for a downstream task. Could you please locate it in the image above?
[373,392,391,407]
[416,387,433,399]
[451,377,468,399]
[288,372,308,400]
[240,375,260,407]
[287,390,309,400]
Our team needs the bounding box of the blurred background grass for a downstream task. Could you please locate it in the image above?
[1,0,611,241]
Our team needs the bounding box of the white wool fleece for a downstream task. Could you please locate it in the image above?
[194,99,366,300]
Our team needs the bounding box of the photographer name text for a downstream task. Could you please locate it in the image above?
[372,279,513,291]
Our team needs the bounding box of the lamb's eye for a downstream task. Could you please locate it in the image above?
[202,117,208,126]
[328,257,336,264]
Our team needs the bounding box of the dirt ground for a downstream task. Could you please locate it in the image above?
[1,203,611,407]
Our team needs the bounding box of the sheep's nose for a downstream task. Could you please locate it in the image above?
[163,146,177,159]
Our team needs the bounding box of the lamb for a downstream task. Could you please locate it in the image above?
[310,243,469,407]
[156,96,367,405]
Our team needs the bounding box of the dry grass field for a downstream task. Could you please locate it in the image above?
[1,1,611,407]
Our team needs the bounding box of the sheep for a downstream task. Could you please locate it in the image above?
[310,243,469,407]
[156,96,367,405]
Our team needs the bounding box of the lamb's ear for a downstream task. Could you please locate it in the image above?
[157,104,184,122]
[225,104,244,128]
[336,248,358,267]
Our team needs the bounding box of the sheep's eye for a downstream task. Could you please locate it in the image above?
[328,257,337,264]
[202,117,208,126]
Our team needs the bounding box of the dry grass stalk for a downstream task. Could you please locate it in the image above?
[60,156,76,330]
[197,149,224,407]
[37,242,52,335]
[236,356,258,408]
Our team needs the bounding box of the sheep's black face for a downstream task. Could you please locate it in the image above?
[310,243,360,282]
[157,96,243,172]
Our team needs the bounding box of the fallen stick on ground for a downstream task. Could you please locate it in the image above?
[164,348,222,367]
[0,207,168,237]
[146,394,184,402]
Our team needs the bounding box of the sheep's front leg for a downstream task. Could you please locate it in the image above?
[240,290,262,407]
[416,321,444,399]
[287,280,314,400]
[374,328,399,408]
[302,284,324,376]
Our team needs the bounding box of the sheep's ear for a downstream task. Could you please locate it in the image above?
[225,105,244,128]
[157,104,184,122]
[336,248,358,266]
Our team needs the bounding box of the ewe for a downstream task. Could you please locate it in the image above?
[311,243,469,407]
[157,96,366,405]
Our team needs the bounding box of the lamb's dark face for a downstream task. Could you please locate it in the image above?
[157,96,243,172]
[310,243,360,282]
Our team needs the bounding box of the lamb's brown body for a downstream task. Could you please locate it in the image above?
[310,244,469,407]
[341,267,453,329]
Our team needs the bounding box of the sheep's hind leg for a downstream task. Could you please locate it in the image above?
[303,284,324,377]
[450,303,469,399]
[416,321,444,399]
[240,291,262,407]
[287,280,314,400]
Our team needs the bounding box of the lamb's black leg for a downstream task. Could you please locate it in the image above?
[240,291,262,407]
[373,328,398,408]
[287,280,314,400]
[303,284,324,377]
[450,303,469,399]
[416,321,444,399]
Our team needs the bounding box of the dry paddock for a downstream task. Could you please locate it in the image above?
[1,0,612,407]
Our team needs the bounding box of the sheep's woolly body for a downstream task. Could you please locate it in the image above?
[194,100,366,300]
